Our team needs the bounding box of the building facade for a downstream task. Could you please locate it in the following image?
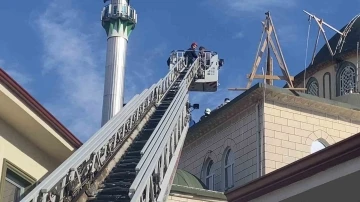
[0,68,82,201]
[178,83,360,196]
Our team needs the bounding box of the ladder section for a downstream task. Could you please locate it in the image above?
[89,67,190,202]
[129,60,201,202]
[19,57,187,202]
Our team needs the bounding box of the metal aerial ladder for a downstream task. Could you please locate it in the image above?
[20,50,223,202]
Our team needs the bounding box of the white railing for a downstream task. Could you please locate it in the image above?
[20,56,186,202]
[129,58,201,202]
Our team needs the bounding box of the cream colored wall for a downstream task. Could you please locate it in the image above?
[179,105,262,191]
[168,193,226,202]
[263,100,360,174]
[296,57,358,99]
[0,117,60,181]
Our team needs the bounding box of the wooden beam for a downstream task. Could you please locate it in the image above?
[246,74,294,80]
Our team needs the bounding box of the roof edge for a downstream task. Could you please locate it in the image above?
[171,184,227,200]
[0,68,82,148]
[188,83,263,133]
[225,131,360,202]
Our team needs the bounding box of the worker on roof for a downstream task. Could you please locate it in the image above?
[184,42,198,67]
[216,98,230,109]
[200,108,211,121]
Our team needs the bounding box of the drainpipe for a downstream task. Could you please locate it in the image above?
[256,101,265,178]
[255,103,260,178]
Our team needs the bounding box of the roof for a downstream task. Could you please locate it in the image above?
[225,130,360,202]
[0,68,82,148]
[186,83,360,145]
[290,14,360,87]
[172,169,206,189]
[171,169,226,200]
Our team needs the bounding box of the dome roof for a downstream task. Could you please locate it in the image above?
[291,14,360,87]
[312,15,360,66]
[172,169,206,189]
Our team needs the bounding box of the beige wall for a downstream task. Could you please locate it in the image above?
[296,57,358,99]
[263,100,360,174]
[168,193,226,202]
[179,104,263,191]
[0,117,60,181]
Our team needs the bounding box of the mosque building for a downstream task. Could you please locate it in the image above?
[169,12,360,202]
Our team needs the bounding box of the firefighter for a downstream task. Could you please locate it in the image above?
[197,46,206,78]
[184,42,198,67]
[200,108,211,121]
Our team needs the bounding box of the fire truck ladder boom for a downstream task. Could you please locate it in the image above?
[20,51,222,202]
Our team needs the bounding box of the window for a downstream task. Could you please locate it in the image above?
[224,149,234,189]
[113,5,118,15]
[204,159,214,190]
[323,72,331,99]
[337,62,356,96]
[0,159,36,202]
[310,140,327,154]
[306,77,319,96]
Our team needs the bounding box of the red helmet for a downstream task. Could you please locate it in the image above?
[191,42,198,47]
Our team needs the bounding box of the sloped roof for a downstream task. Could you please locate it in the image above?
[290,14,360,87]
[0,68,82,148]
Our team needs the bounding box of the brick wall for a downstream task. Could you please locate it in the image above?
[263,100,360,174]
[168,194,226,202]
[179,104,262,191]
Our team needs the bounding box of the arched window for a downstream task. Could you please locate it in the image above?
[310,139,328,154]
[204,159,215,190]
[337,62,356,96]
[306,77,319,96]
[224,149,234,189]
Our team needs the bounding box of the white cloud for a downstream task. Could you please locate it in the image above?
[223,0,296,13]
[233,32,244,39]
[36,0,104,141]
[124,43,167,102]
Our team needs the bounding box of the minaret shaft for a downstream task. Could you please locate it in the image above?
[100,0,137,126]
[101,37,127,126]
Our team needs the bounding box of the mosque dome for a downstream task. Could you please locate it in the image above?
[292,14,360,87]
[172,169,207,189]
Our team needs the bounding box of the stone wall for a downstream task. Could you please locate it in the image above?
[179,104,263,191]
[263,100,360,174]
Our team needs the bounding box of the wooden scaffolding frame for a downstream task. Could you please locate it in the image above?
[229,12,306,91]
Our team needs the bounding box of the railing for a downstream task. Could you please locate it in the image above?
[20,56,186,202]
[129,58,201,202]
[101,3,137,24]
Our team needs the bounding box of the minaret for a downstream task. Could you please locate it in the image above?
[101,0,137,126]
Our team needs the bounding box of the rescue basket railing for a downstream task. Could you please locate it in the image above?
[129,58,201,202]
[20,55,187,202]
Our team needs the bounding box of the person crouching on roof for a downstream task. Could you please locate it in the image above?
[184,42,198,67]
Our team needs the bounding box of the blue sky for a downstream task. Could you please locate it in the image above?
[1,0,360,142]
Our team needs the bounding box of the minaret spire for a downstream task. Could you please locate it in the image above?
[100,0,137,126]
